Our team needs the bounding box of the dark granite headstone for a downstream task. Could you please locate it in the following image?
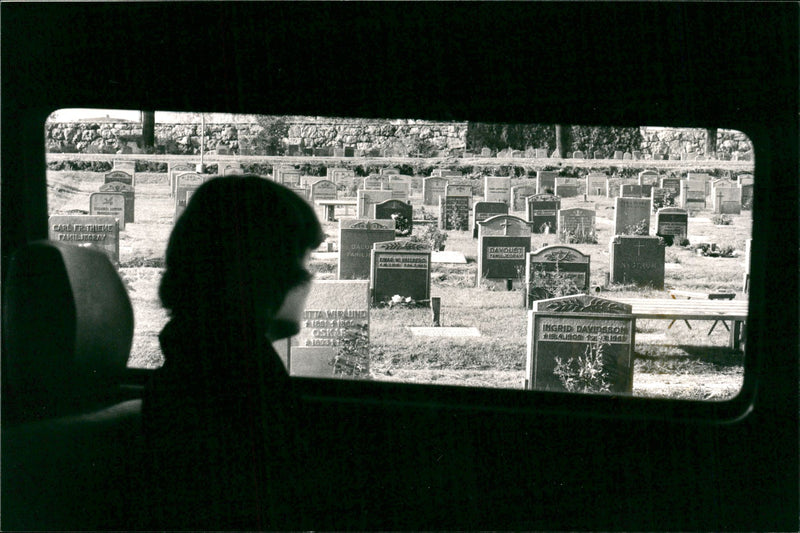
[477,215,533,282]
[609,235,666,289]
[613,197,651,235]
[511,185,538,212]
[536,171,558,194]
[525,245,591,307]
[48,215,120,265]
[375,199,413,236]
[526,194,561,234]
[739,175,754,210]
[104,170,133,186]
[98,181,135,223]
[655,207,689,243]
[439,195,470,231]
[89,192,126,230]
[472,201,509,238]
[338,219,396,280]
[558,208,595,241]
[526,295,635,393]
[554,177,578,198]
[423,177,448,206]
[660,177,682,198]
[370,240,431,304]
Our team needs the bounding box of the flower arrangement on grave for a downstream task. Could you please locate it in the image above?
[411,224,448,251]
[526,264,581,302]
[553,339,613,393]
[559,223,598,244]
[624,219,650,236]
[390,212,412,236]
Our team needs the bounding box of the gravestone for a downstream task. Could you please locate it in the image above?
[660,177,682,200]
[112,160,136,186]
[174,172,205,221]
[89,192,126,230]
[289,280,371,378]
[472,201,509,238]
[344,147,355,157]
[650,187,674,211]
[525,245,591,307]
[739,175,754,210]
[423,177,448,206]
[370,240,431,304]
[480,147,493,158]
[613,150,624,160]
[99,181,135,223]
[430,169,463,178]
[49,215,120,265]
[609,235,666,289]
[310,179,338,204]
[554,177,579,198]
[104,170,133,186]
[573,150,585,159]
[338,218,396,280]
[357,189,393,218]
[594,151,604,160]
[445,183,473,198]
[620,184,645,198]
[169,163,196,197]
[511,184,538,212]
[363,176,384,190]
[585,173,608,196]
[274,167,301,185]
[638,170,659,185]
[380,168,400,177]
[743,238,752,293]
[328,168,355,182]
[613,197,651,235]
[687,172,713,196]
[477,214,533,283]
[633,151,642,160]
[333,147,345,158]
[535,149,548,158]
[558,208,595,242]
[655,207,689,244]
[388,180,410,201]
[216,145,230,155]
[439,195,471,231]
[536,171,558,194]
[287,185,310,201]
[680,179,706,211]
[525,295,635,393]
[484,176,511,203]
[712,182,742,214]
[623,152,632,160]
[526,194,561,234]
[375,199,413,236]
[221,163,243,175]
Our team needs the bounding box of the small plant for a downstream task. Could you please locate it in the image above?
[415,206,437,221]
[553,339,613,393]
[411,224,448,250]
[331,324,370,378]
[624,219,650,235]
[445,205,469,231]
[380,294,425,309]
[712,214,732,225]
[526,264,581,302]
[678,237,691,247]
[559,224,598,244]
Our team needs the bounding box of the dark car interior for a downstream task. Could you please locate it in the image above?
[2,3,797,530]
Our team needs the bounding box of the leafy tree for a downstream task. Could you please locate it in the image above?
[252,115,290,155]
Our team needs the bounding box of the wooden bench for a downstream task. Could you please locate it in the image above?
[610,297,748,351]
[316,199,358,221]
[668,290,737,334]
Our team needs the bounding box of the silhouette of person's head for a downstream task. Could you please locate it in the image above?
[160,175,324,339]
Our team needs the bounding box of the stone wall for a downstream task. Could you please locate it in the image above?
[44,120,753,159]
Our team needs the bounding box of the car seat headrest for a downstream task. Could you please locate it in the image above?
[3,240,134,421]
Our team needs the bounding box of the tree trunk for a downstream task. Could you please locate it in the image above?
[555,124,571,157]
[705,127,717,158]
[141,111,155,149]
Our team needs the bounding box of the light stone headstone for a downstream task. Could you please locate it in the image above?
[525,295,635,393]
[289,280,371,378]
[89,192,126,230]
[338,218,396,280]
[484,176,511,203]
[104,170,133,186]
[327,168,355,182]
[356,189,393,218]
[554,177,578,198]
[423,177,448,206]
[609,235,666,289]
[363,176,384,190]
[169,163,196,198]
[680,179,707,211]
[511,185,538,212]
[274,166,301,185]
[310,179,338,204]
[585,173,608,196]
[49,215,120,265]
[388,180,410,201]
[99,181,135,223]
[221,163,244,175]
[712,182,742,214]
[638,170,659,186]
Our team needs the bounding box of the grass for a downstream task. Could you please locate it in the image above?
[47,168,752,401]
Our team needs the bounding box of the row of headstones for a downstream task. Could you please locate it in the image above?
[491,147,753,162]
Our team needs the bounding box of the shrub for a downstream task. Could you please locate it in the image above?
[526,264,582,302]
[553,340,613,393]
[560,225,598,244]
[624,219,650,236]
[332,324,370,378]
[411,224,448,250]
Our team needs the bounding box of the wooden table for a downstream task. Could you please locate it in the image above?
[316,199,358,221]
[610,297,748,351]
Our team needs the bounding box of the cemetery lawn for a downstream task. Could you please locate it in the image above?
[49,169,749,402]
